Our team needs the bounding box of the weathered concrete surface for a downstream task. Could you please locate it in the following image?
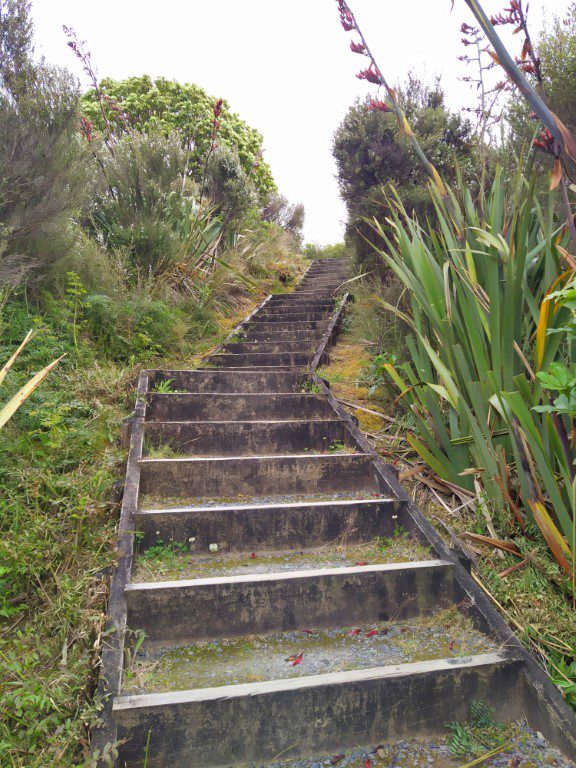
[145,392,336,422]
[245,329,324,342]
[133,498,407,549]
[138,453,383,498]
[113,655,523,768]
[222,341,319,355]
[145,369,306,393]
[125,560,455,645]
[143,418,360,456]
[208,351,316,367]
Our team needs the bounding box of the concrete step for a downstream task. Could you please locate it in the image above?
[113,654,521,768]
[137,453,384,501]
[123,610,496,690]
[221,341,318,355]
[267,297,335,306]
[246,321,328,333]
[133,497,406,550]
[258,302,334,313]
[207,352,315,367]
[143,418,359,457]
[132,533,433,583]
[251,311,330,322]
[244,329,325,342]
[146,369,306,394]
[124,559,456,646]
[145,393,335,422]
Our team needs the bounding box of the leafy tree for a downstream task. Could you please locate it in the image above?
[303,243,347,259]
[262,193,305,243]
[80,75,276,200]
[0,0,85,285]
[332,76,476,271]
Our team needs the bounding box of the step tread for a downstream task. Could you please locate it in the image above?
[114,652,515,709]
[125,558,451,591]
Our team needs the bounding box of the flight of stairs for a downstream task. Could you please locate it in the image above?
[94,258,576,767]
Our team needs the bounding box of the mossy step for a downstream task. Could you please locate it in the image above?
[132,536,433,583]
[122,607,497,695]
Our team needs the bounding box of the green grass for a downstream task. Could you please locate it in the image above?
[0,293,255,766]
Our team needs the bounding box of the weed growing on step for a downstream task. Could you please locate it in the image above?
[151,379,176,393]
[143,441,181,459]
[447,700,515,757]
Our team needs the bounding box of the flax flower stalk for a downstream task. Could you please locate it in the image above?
[336,0,447,198]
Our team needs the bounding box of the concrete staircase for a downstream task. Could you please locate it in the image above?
[94,258,576,767]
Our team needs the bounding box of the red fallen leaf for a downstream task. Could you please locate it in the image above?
[449,640,456,651]
[365,759,371,768]
[330,756,345,766]
[365,629,378,637]
[291,652,304,666]
[356,561,368,566]
[302,628,315,634]
[285,654,300,662]
[349,628,361,636]
[249,552,256,559]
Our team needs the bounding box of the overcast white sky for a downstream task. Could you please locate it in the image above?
[30,0,569,244]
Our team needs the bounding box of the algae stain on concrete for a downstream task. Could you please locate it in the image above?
[123,609,496,695]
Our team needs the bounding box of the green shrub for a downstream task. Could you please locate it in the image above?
[82,294,187,362]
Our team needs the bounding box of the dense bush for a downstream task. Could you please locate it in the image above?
[0,2,86,284]
[80,75,276,200]
[332,76,476,272]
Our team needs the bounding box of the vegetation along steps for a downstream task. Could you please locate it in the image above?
[93,258,576,767]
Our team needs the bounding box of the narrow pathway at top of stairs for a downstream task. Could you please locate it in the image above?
[93,258,576,768]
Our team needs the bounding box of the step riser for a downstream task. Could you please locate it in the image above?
[126,561,455,645]
[207,352,315,367]
[258,304,333,313]
[145,394,335,422]
[146,370,305,394]
[114,659,522,768]
[266,299,335,307]
[138,455,382,499]
[251,313,329,322]
[222,342,318,355]
[144,419,358,457]
[134,499,407,550]
[247,322,327,332]
[245,331,324,342]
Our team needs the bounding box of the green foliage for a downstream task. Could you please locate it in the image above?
[88,127,190,276]
[505,3,576,170]
[447,701,508,756]
[375,167,575,567]
[80,75,275,198]
[302,242,347,260]
[332,76,476,271]
[82,294,189,362]
[549,652,576,708]
[0,62,86,282]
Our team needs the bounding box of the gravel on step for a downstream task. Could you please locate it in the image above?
[244,724,573,768]
[123,608,496,694]
[139,490,392,511]
[133,537,432,582]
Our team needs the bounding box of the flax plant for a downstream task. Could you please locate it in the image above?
[0,330,63,430]
[373,169,574,580]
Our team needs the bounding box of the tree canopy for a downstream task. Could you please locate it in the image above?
[80,75,276,199]
[332,76,476,270]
